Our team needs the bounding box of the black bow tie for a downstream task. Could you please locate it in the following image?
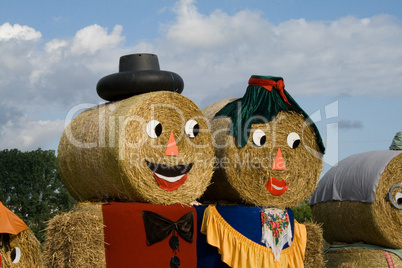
[142,210,194,246]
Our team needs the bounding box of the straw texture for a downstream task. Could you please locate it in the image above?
[58,91,215,205]
[324,248,402,268]
[201,98,323,208]
[43,202,105,268]
[304,222,324,268]
[312,153,402,248]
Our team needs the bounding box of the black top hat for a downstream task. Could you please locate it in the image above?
[96,53,184,101]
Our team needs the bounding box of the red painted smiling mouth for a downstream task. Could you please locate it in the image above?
[265,178,289,196]
[145,161,193,191]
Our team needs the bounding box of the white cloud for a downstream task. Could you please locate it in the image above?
[1,0,402,151]
[70,24,125,55]
[0,117,65,151]
[0,22,42,41]
[0,23,129,151]
[45,39,68,53]
[0,23,127,111]
[154,0,402,106]
[166,0,269,48]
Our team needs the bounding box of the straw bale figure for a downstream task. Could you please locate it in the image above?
[198,75,325,268]
[43,54,215,267]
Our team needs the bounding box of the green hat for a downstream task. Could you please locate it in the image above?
[215,75,325,153]
[389,131,402,150]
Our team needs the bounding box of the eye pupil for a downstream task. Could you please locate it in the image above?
[395,192,402,205]
[11,247,21,263]
[155,123,162,137]
[192,124,199,137]
[292,139,300,149]
[11,248,16,261]
[260,135,266,145]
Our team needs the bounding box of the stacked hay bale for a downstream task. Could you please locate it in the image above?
[0,202,43,267]
[311,150,402,267]
[43,203,104,267]
[324,247,402,268]
[198,75,326,267]
[43,54,215,267]
[325,247,402,268]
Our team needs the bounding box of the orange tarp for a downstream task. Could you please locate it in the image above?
[0,202,28,235]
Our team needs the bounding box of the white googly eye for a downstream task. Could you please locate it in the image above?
[252,129,266,147]
[388,184,402,209]
[396,193,402,205]
[287,132,300,149]
[185,119,199,138]
[11,247,21,263]
[146,120,162,138]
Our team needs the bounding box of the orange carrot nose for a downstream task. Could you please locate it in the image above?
[272,147,286,170]
[165,131,179,156]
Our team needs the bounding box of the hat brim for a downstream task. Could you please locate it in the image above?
[96,70,184,101]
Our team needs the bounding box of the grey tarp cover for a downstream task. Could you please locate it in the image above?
[390,131,402,150]
[311,150,401,205]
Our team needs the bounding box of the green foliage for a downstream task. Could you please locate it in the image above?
[291,199,313,223]
[0,148,77,243]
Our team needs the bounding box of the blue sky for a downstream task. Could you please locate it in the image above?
[1,0,401,173]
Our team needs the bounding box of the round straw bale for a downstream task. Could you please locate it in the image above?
[324,248,402,268]
[202,98,239,122]
[311,151,402,248]
[0,229,43,268]
[58,91,215,205]
[43,202,105,268]
[201,99,323,208]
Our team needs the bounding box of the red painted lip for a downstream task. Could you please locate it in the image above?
[265,178,289,196]
[153,173,188,191]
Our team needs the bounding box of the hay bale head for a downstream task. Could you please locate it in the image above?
[58,91,215,205]
[311,150,402,248]
[201,75,325,208]
[0,229,43,268]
